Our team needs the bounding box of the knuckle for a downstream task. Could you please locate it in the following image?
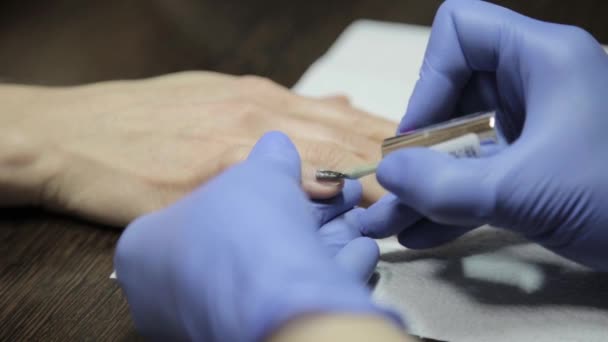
[562,25,596,45]
[560,26,599,53]
[239,75,279,90]
[543,25,601,65]
[436,0,468,19]
[238,76,290,102]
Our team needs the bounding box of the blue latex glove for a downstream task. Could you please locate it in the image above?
[360,0,608,271]
[114,131,398,341]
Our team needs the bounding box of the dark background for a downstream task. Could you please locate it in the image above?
[2,0,608,87]
[1,1,607,340]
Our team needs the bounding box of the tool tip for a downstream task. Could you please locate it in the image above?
[315,169,347,182]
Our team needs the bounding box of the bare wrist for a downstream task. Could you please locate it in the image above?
[0,85,59,206]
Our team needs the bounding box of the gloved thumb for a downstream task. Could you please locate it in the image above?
[247,131,302,182]
[334,237,379,283]
[377,148,498,227]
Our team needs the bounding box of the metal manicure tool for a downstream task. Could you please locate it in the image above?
[315,111,498,182]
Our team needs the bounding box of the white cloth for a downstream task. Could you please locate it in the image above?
[294,20,608,342]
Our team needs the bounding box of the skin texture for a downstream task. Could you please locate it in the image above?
[0,71,394,226]
[267,314,412,342]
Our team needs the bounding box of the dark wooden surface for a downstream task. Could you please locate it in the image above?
[1,1,608,340]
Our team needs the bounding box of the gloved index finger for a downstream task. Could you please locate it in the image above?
[399,0,530,133]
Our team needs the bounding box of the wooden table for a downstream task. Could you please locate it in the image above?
[1,1,607,339]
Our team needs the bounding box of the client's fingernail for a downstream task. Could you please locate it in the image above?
[302,165,345,199]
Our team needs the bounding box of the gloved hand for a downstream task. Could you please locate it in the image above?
[114,131,398,341]
[360,0,608,271]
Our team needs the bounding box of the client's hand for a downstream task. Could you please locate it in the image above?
[0,72,394,225]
